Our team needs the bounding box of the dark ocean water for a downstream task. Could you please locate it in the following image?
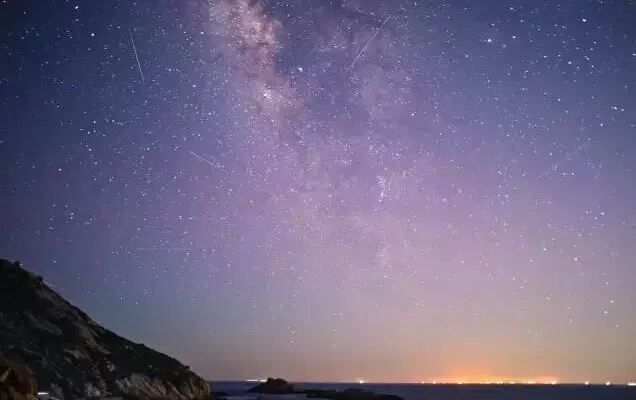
[210,381,636,400]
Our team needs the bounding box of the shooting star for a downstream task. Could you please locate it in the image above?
[136,247,193,252]
[188,150,216,168]
[135,247,218,253]
[348,15,392,70]
[536,140,591,180]
[129,29,145,83]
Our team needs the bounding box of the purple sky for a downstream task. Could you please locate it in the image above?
[1,0,635,383]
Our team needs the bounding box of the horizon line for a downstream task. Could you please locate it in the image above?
[207,379,636,386]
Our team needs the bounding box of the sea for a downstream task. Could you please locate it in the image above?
[210,381,636,400]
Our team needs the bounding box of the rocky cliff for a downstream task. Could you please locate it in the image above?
[0,258,210,400]
[0,357,38,400]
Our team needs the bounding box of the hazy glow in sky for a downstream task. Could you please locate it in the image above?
[1,0,635,383]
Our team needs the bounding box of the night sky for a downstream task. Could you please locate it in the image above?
[1,0,635,384]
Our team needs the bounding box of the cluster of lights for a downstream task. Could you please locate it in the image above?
[244,378,636,387]
[420,380,636,386]
[423,380,547,385]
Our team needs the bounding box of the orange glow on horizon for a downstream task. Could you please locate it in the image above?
[421,375,561,385]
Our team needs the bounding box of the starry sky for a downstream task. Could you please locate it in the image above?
[1,0,636,384]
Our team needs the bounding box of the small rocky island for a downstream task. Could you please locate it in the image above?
[248,378,297,394]
[249,378,402,400]
[0,258,211,400]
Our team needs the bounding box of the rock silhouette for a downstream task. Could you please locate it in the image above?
[0,258,210,400]
[248,378,296,394]
[0,358,38,400]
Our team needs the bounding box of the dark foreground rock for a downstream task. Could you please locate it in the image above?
[0,258,210,400]
[0,358,38,400]
[305,389,403,400]
[248,378,296,394]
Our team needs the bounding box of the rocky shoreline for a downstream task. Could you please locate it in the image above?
[0,258,211,400]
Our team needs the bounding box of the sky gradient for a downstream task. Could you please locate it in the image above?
[1,0,635,384]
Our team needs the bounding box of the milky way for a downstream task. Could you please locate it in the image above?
[1,0,635,383]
